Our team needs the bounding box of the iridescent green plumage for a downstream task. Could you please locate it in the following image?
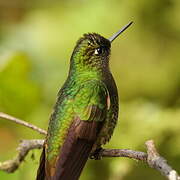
[37,22,132,180]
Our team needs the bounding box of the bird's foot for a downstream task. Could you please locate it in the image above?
[90,148,103,160]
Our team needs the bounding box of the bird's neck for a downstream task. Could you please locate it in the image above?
[68,69,105,84]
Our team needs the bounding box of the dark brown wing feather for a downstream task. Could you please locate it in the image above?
[47,117,103,180]
[36,147,46,180]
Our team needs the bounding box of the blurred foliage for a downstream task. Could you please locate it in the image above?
[0,0,180,179]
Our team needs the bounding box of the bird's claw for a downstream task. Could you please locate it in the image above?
[90,148,103,160]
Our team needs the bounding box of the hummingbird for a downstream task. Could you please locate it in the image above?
[36,22,133,180]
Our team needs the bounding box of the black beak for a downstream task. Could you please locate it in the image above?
[109,21,133,43]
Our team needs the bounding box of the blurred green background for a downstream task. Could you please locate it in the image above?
[0,0,180,179]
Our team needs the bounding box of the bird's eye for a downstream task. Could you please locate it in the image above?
[94,47,103,55]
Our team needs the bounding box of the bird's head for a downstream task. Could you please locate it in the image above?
[70,22,133,74]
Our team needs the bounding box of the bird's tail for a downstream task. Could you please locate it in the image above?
[53,138,93,180]
[51,120,101,180]
[36,139,93,180]
[36,120,101,180]
[36,147,46,180]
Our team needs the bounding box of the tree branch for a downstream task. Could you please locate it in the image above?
[0,112,47,135]
[101,149,147,161]
[0,139,179,180]
[145,140,180,180]
[0,139,44,173]
[0,112,179,180]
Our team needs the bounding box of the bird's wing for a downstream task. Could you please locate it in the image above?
[44,80,109,180]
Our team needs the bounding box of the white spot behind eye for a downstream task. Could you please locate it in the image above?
[94,49,99,55]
